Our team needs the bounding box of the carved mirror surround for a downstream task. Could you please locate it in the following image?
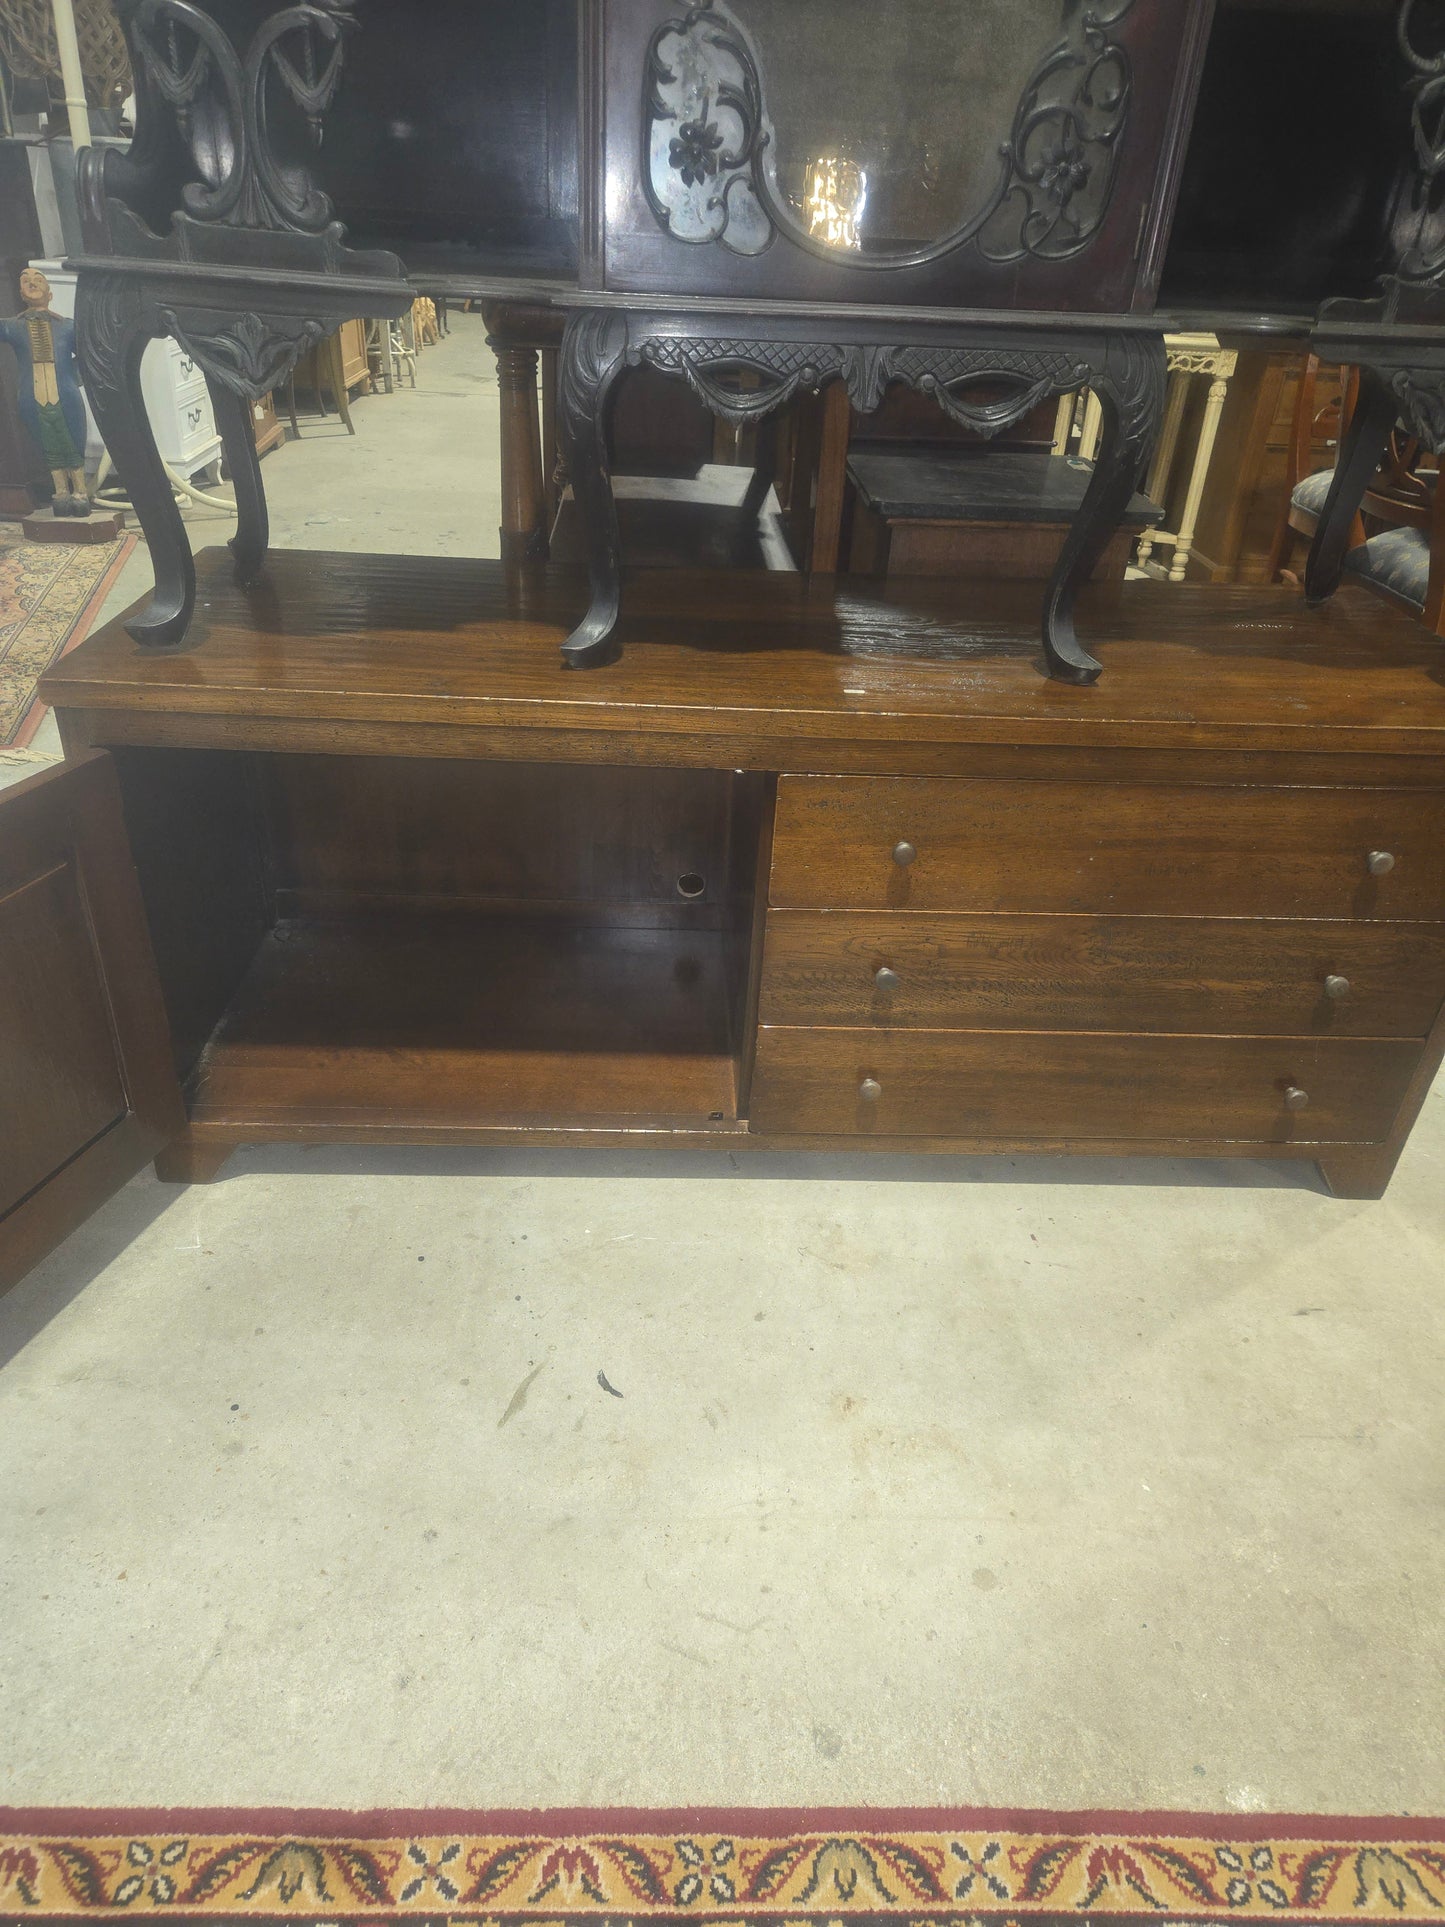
[644,0,1135,269]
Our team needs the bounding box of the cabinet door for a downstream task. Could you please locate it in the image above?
[602,0,1214,310]
[0,753,185,1293]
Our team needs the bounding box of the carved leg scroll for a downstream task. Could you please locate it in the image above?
[75,273,194,648]
[1042,333,1166,684]
[1304,367,1398,605]
[559,311,630,666]
[207,379,269,585]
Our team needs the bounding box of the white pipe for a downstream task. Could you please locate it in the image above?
[96,447,238,516]
[48,0,92,149]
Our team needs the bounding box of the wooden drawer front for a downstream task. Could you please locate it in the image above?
[758,912,1445,1038]
[769,777,1445,920]
[749,1029,1420,1144]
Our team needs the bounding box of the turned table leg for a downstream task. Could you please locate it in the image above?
[1169,369,1231,582]
[490,337,549,563]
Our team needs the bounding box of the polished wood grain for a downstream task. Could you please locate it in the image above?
[769,776,1445,920]
[40,548,1445,766]
[0,754,185,1291]
[758,911,1445,1037]
[189,914,737,1134]
[1,862,130,1209]
[749,1027,1420,1144]
[261,755,737,923]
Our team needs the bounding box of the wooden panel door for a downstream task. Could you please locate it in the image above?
[0,754,185,1293]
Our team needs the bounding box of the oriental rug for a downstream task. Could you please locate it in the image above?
[0,525,135,747]
[0,1807,1443,1923]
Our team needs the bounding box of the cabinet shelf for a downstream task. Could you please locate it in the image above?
[188,914,743,1142]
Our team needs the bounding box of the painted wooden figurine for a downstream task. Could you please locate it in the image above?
[0,269,92,517]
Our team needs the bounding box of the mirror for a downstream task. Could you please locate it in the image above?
[747,0,1064,256]
[644,0,1135,266]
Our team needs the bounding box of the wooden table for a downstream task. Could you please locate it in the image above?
[846,448,1163,580]
[6,552,1445,1287]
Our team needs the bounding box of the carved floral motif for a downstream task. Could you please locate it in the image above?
[643,0,1135,268]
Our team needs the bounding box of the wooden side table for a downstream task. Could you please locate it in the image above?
[1056,333,1239,581]
[846,447,1164,580]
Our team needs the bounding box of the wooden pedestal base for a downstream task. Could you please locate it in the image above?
[153,1135,234,1185]
[22,505,127,544]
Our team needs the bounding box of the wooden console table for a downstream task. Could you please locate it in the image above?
[7,551,1445,1287]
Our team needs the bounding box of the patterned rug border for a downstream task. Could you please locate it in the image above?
[2,1807,1443,1922]
[1,530,135,748]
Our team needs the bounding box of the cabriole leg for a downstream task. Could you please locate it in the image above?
[558,310,630,666]
[1042,333,1167,685]
[75,274,195,648]
[207,379,269,585]
[1304,367,1397,605]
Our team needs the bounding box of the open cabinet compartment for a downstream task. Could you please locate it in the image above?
[109,748,768,1145]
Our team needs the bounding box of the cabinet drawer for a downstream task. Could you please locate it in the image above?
[770,777,1445,920]
[758,911,1445,1037]
[749,1028,1419,1143]
[175,394,215,456]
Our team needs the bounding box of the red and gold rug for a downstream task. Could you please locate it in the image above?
[0,525,135,747]
[1,1808,1442,1922]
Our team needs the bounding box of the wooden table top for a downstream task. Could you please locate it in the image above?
[43,548,1445,762]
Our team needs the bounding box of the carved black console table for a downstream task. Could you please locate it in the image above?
[558,304,1165,681]
[72,0,413,645]
[59,0,1445,683]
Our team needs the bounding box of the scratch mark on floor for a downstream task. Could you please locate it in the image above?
[660,1638,710,1666]
[497,1361,546,1428]
[697,1610,768,1634]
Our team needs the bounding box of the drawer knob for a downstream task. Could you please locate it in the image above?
[874,965,901,992]
[1366,850,1395,876]
[1324,973,1351,1000]
[859,1076,883,1101]
[1284,1085,1310,1111]
[892,840,917,867]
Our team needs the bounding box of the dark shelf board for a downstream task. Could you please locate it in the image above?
[189,914,740,1138]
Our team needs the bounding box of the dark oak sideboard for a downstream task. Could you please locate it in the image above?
[6,550,1445,1289]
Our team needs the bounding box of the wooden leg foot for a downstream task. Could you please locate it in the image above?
[1316,1145,1400,1201]
[154,1137,233,1185]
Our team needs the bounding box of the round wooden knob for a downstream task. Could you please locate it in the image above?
[1367,850,1395,876]
[1284,1085,1310,1111]
[892,840,917,867]
[859,1076,883,1101]
[874,965,900,992]
[1324,974,1351,1000]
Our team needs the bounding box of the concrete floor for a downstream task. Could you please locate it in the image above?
[2,317,1443,1813]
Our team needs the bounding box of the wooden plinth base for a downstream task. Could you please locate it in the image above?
[22,505,126,544]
